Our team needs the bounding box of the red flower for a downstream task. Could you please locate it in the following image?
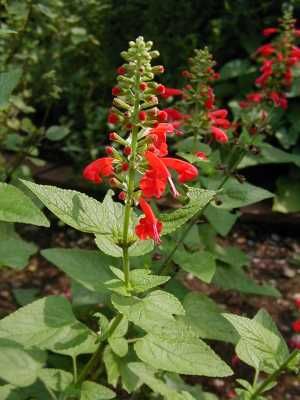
[269,92,287,109]
[246,92,263,103]
[164,108,190,128]
[292,320,300,333]
[256,44,276,57]
[148,123,174,157]
[294,295,300,309]
[262,27,278,37]
[211,126,228,143]
[160,87,183,99]
[204,87,215,110]
[161,158,198,183]
[196,151,207,160]
[135,197,162,243]
[83,157,114,184]
[140,151,171,198]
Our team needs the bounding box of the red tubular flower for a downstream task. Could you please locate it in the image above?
[292,320,300,333]
[256,44,276,57]
[164,108,190,129]
[294,295,300,309]
[262,27,278,37]
[83,157,114,184]
[148,123,174,157]
[160,87,183,99]
[211,126,228,143]
[135,197,162,243]
[269,92,287,109]
[161,158,198,183]
[204,87,215,110]
[209,109,228,119]
[246,92,263,103]
[140,151,170,198]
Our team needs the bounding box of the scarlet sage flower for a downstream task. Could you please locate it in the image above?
[196,151,207,160]
[83,157,114,184]
[140,151,177,198]
[246,92,263,103]
[148,123,174,156]
[161,158,198,183]
[262,27,278,37]
[204,87,215,110]
[135,197,162,243]
[256,44,276,57]
[211,126,228,143]
[163,108,190,129]
[160,87,183,99]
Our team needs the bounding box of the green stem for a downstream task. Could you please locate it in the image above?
[249,350,299,400]
[158,147,247,275]
[72,357,78,384]
[122,63,141,288]
[77,314,123,385]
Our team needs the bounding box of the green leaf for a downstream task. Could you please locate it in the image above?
[42,248,115,301]
[103,346,120,387]
[46,125,70,141]
[223,312,289,373]
[21,180,106,233]
[219,59,255,80]
[273,176,300,213]
[0,237,37,269]
[134,333,232,377]
[0,339,45,387]
[204,205,239,236]
[212,262,280,297]
[0,296,97,358]
[0,183,49,226]
[112,290,185,332]
[160,187,216,235]
[95,234,153,258]
[80,381,115,400]
[0,385,23,400]
[183,293,239,343]
[128,362,190,400]
[38,368,73,392]
[173,249,216,283]
[238,143,300,169]
[129,269,170,293]
[207,178,274,209]
[215,245,249,268]
[0,68,22,107]
[108,317,128,357]
[13,288,39,305]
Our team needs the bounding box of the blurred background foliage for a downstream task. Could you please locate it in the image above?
[1,0,300,207]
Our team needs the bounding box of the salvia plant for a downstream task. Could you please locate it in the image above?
[0,33,299,400]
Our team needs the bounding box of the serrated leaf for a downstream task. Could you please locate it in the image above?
[204,205,239,236]
[80,381,115,400]
[0,296,97,358]
[42,248,114,301]
[134,333,232,377]
[173,249,216,283]
[213,262,280,297]
[103,346,120,387]
[21,180,106,234]
[38,368,73,392]
[128,362,189,400]
[160,187,216,235]
[130,269,170,293]
[183,293,239,343]
[112,290,185,332]
[0,68,22,107]
[0,238,37,269]
[224,313,289,373]
[239,143,300,169]
[0,339,45,387]
[0,183,49,226]
[108,317,128,357]
[95,234,153,258]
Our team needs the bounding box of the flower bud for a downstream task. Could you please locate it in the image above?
[109,132,118,141]
[156,84,166,95]
[105,146,114,155]
[118,191,126,201]
[123,146,132,156]
[139,82,148,91]
[112,86,122,96]
[158,110,168,122]
[121,162,129,171]
[108,112,119,124]
[113,97,131,111]
[117,66,126,75]
[138,111,147,121]
[152,65,164,74]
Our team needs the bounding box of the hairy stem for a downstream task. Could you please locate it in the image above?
[122,63,141,288]
[249,350,299,399]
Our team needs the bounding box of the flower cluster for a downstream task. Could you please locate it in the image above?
[240,9,300,110]
[83,37,198,244]
[178,48,231,154]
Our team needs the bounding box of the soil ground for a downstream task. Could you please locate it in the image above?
[0,221,299,399]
